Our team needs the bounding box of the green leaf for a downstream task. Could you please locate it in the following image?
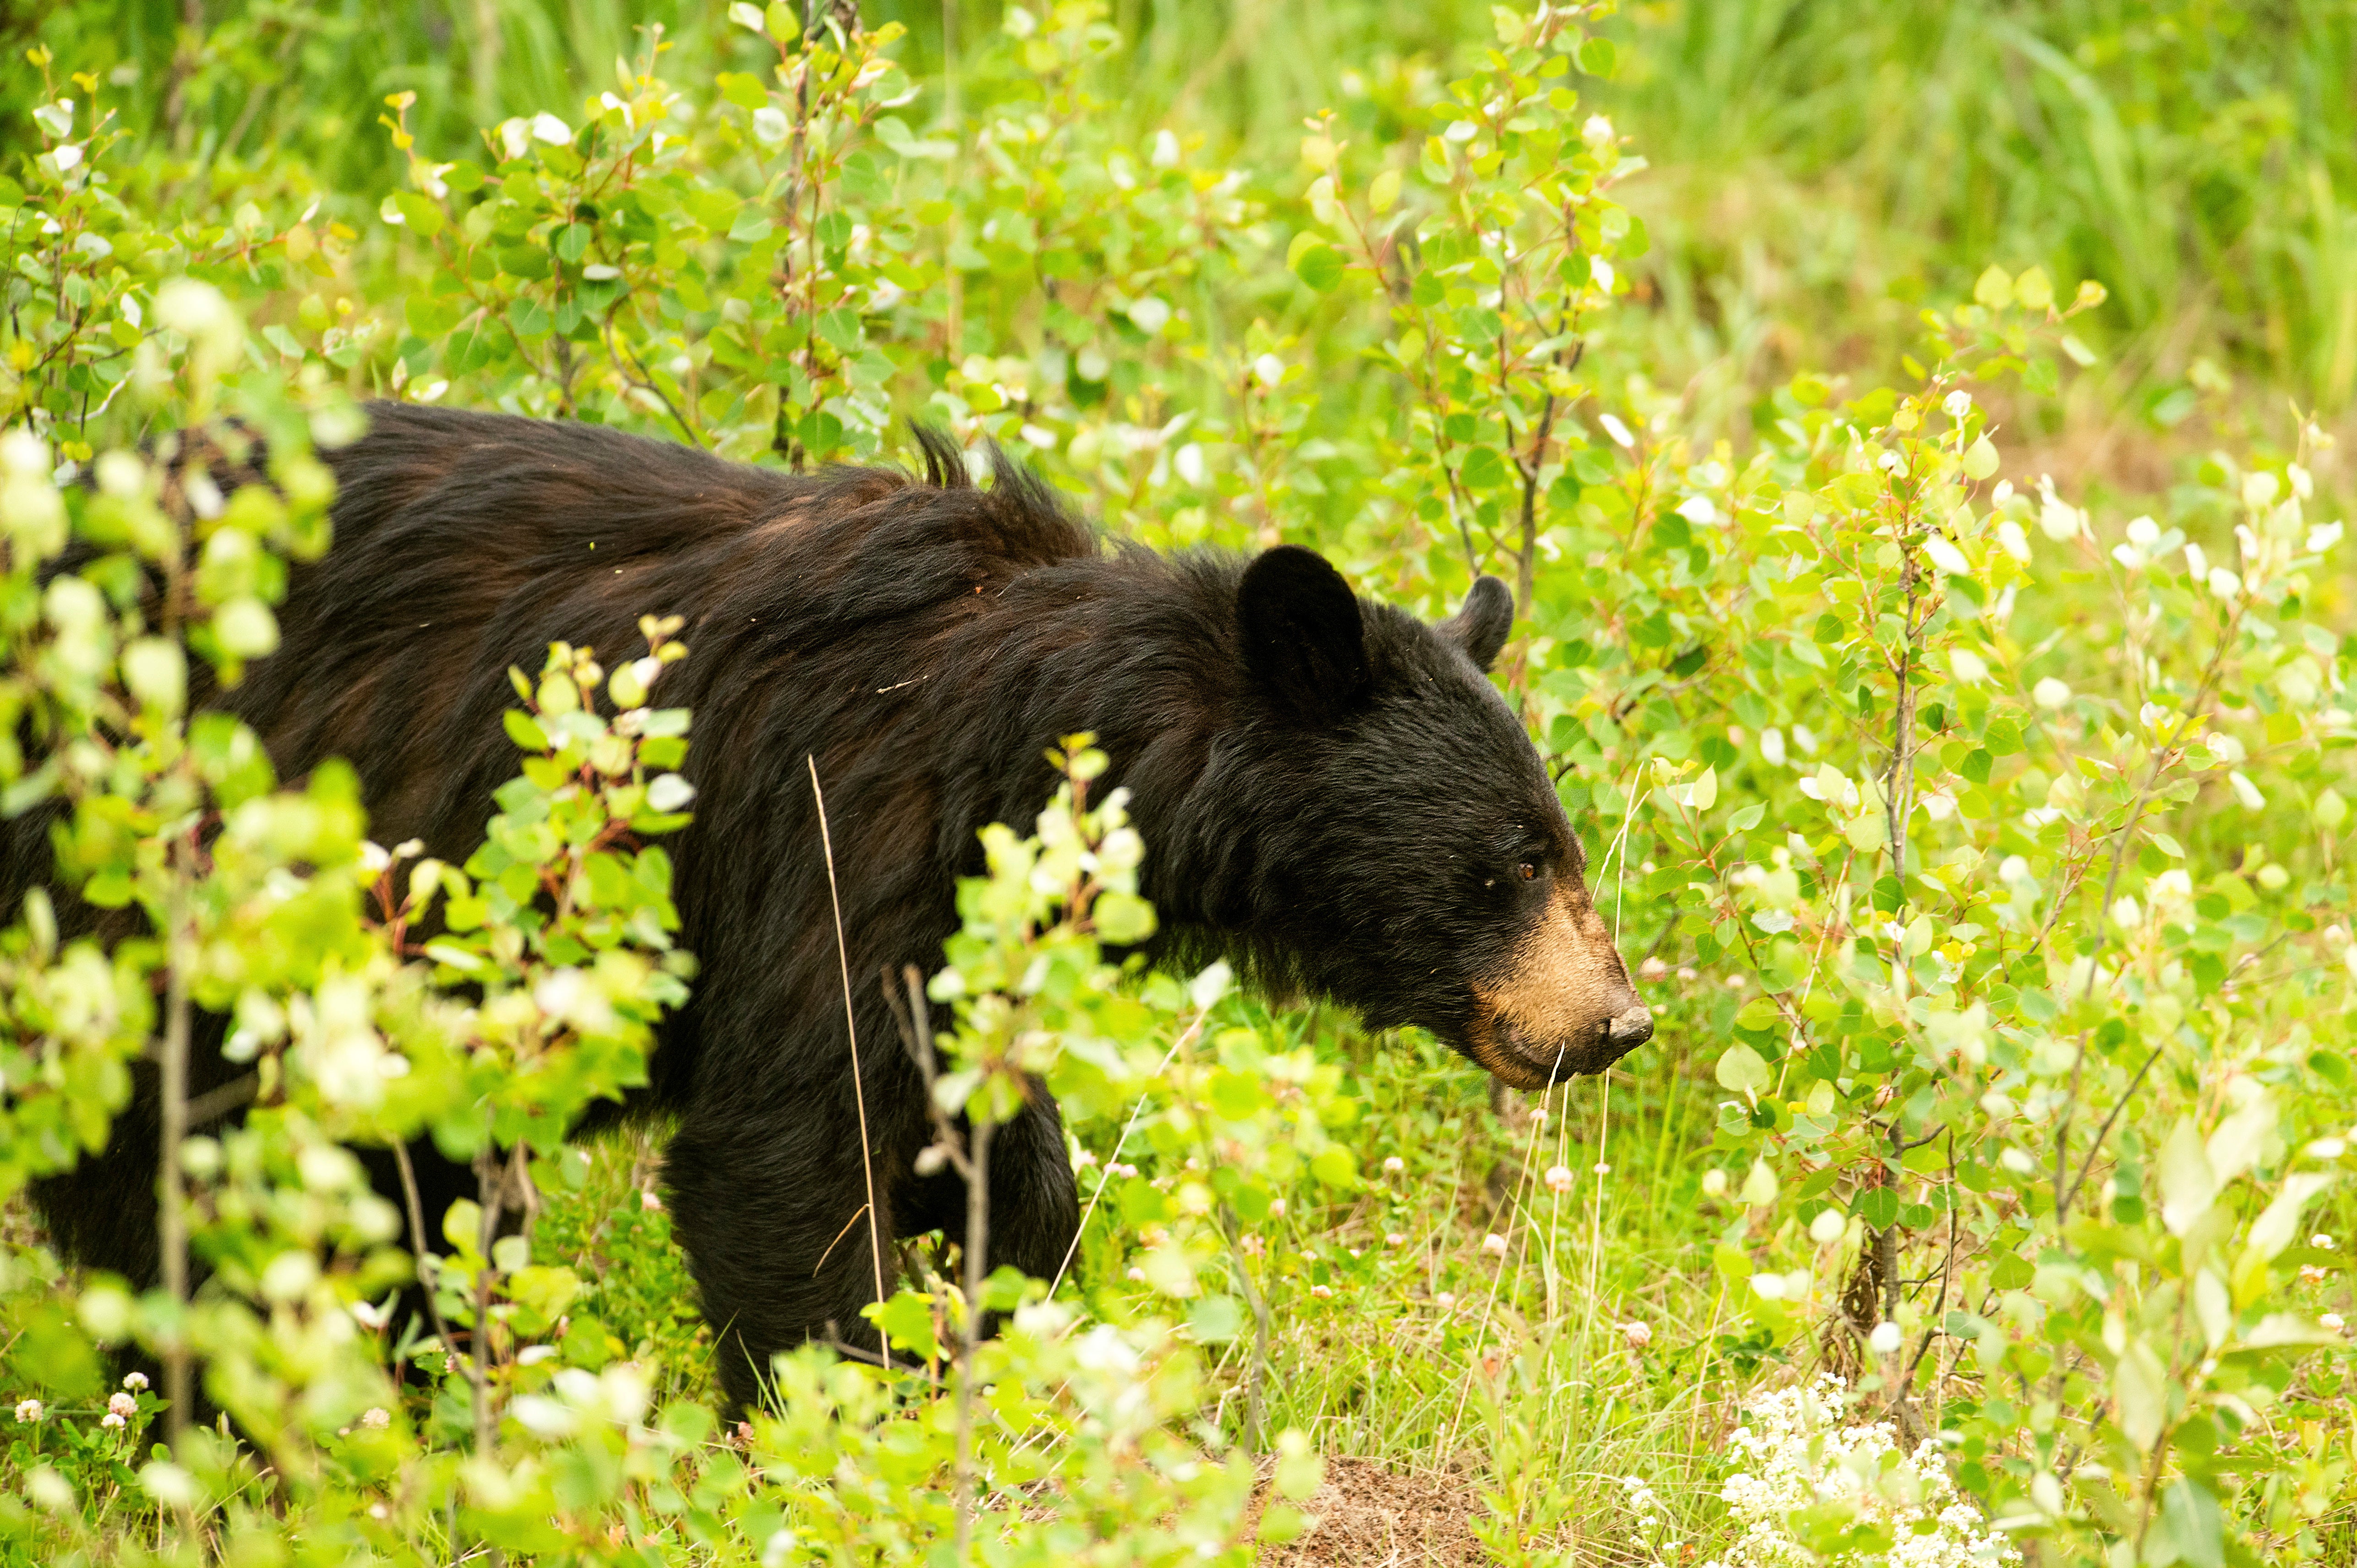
[1575,34,1616,76]
[1309,1146,1356,1188]
[1208,1067,1267,1121]
[82,871,133,909]
[1715,1042,1770,1094]
[442,1198,484,1259]
[405,293,460,337]
[2154,1480,2223,1568]
[503,710,549,751]
[1273,1428,1322,1501]
[387,191,444,238]
[2158,1117,2216,1236]
[1188,1293,1242,1344]
[1728,801,1765,832]
[863,1289,939,1361]
[2116,1334,2169,1451]
[1962,435,1999,481]
[1459,445,1509,490]
[2244,1174,2334,1263]
[1288,238,1344,293]
[717,71,769,110]
[1094,890,1156,944]
[1854,1188,1899,1230]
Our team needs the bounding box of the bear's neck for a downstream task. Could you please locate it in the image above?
[944,555,1248,936]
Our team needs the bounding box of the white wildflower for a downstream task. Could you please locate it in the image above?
[1712,1376,2019,1568]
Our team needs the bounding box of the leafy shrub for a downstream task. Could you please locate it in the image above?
[1,3,2353,1566]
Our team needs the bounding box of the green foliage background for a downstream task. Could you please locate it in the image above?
[1,1,2355,1565]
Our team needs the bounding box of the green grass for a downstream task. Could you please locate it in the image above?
[523,985,1757,1557]
[7,1,2356,1560]
[1597,0,2357,448]
[19,0,2355,430]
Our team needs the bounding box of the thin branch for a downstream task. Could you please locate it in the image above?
[2057,1044,2166,1219]
[391,1141,459,1365]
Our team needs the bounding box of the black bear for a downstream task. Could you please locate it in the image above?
[17,404,1653,1412]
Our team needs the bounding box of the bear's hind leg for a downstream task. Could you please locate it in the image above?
[661,1105,910,1415]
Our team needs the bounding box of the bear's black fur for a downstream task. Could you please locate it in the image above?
[14,403,1650,1411]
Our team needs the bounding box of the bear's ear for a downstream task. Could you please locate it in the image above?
[1237,545,1370,720]
[1440,575,1513,671]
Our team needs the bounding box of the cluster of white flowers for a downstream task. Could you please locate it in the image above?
[1619,1473,1685,1562]
[1697,1377,2017,1568]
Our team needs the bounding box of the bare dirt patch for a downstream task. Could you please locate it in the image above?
[1253,1457,1486,1567]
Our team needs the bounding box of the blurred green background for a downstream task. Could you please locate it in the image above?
[10,0,2353,472]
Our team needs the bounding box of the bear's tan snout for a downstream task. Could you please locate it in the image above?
[1467,883,1653,1089]
[1607,1002,1655,1049]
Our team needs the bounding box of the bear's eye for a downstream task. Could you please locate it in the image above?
[1517,861,1538,882]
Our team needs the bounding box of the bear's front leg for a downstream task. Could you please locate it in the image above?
[662,1089,920,1415]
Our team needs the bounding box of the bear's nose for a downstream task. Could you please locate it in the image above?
[1605,1004,1654,1049]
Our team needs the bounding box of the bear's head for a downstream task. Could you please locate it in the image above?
[1215,545,1652,1089]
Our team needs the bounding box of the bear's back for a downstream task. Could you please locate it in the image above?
[230,405,1100,853]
